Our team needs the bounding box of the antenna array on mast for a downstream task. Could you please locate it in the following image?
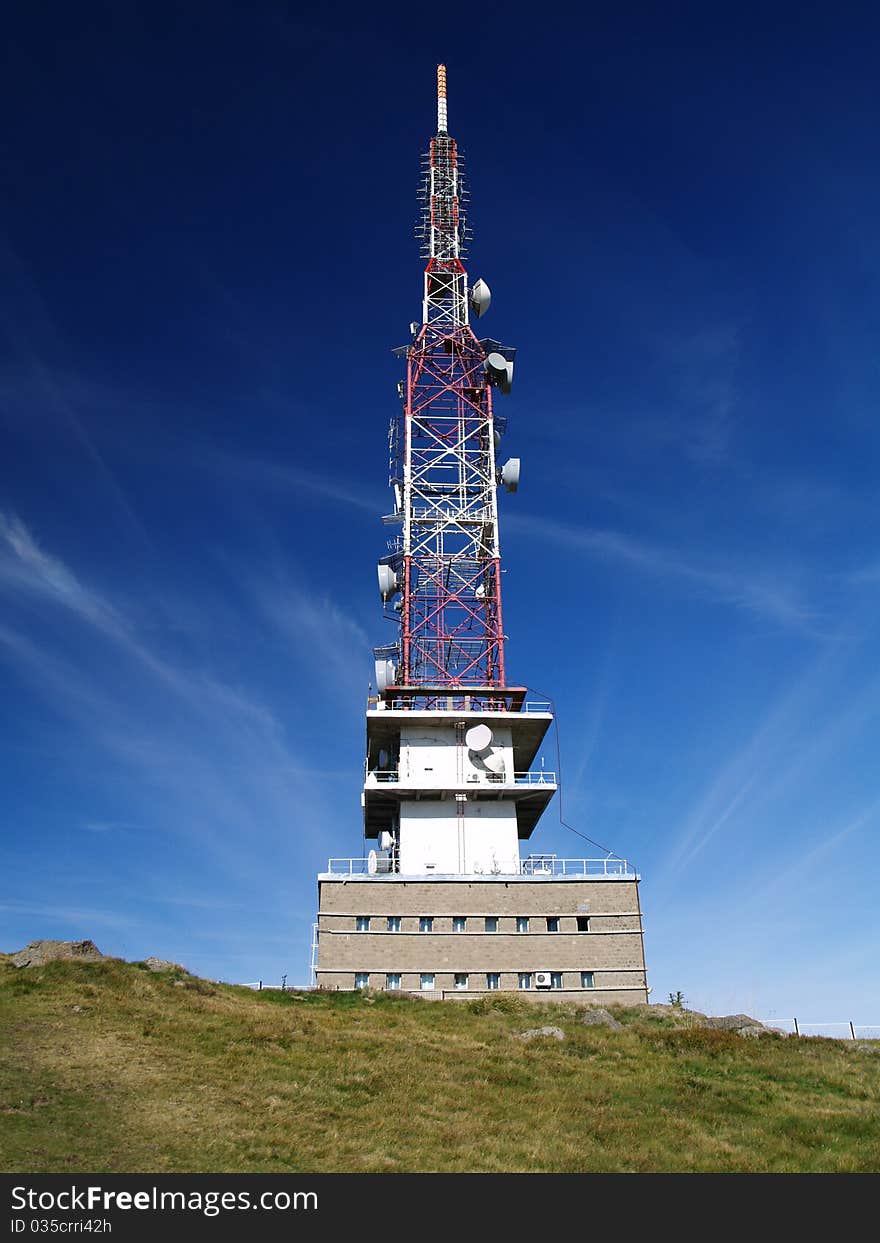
[374,66,520,710]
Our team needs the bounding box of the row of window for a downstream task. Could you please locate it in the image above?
[355,916,589,933]
[354,972,596,991]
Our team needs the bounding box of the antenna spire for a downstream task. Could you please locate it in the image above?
[437,63,448,134]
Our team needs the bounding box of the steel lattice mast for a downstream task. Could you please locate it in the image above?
[375,65,519,710]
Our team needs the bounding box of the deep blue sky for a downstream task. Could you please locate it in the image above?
[2,3,879,1019]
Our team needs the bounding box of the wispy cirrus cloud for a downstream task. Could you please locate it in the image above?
[656,639,880,880]
[505,511,818,631]
[0,238,153,549]
[0,514,364,894]
[0,898,139,931]
[203,449,382,516]
[0,512,123,632]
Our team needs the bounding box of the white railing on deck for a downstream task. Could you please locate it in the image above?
[376,700,553,714]
[519,857,632,877]
[364,769,557,785]
[324,857,635,878]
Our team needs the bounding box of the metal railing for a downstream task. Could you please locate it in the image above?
[519,857,633,877]
[324,856,634,878]
[374,699,553,714]
[364,769,557,785]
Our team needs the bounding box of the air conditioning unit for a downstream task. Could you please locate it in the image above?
[535,971,552,989]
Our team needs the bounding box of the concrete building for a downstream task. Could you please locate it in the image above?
[313,67,648,1004]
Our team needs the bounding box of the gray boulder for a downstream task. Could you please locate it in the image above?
[580,1007,623,1031]
[704,1014,766,1037]
[10,940,104,969]
[517,1026,565,1042]
[142,957,185,973]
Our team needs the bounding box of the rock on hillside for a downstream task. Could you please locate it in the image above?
[142,957,187,973]
[10,940,105,968]
[703,1014,766,1037]
[579,1007,623,1030]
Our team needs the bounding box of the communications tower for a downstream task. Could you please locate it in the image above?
[313,68,648,1003]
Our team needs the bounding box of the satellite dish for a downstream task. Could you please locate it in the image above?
[377,564,399,600]
[378,749,389,768]
[470,277,491,318]
[486,352,513,395]
[475,582,487,600]
[493,429,502,449]
[465,723,493,753]
[368,849,392,875]
[374,659,397,693]
[378,830,394,851]
[483,751,506,775]
[500,458,520,493]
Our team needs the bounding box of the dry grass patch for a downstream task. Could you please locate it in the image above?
[1,956,878,1172]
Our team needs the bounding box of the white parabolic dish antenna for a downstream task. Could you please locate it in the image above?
[465,723,493,753]
[374,658,396,694]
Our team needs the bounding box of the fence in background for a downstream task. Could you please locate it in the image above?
[757,1019,880,1040]
[232,986,880,1038]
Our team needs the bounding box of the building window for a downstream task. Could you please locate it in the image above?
[420,973,435,991]
[453,917,467,932]
[576,916,591,932]
[516,916,529,933]
[518,972,532,990]
[354,973,369,989]
[485,916,498,932]
[386,917,401,932]
[386,973,400,990]
[486,973,500,990]
[550,972,563,990]
[582,971,595,989]
[454,973,468,990]
[419,917,433,933]
[356,916,370,932]
[546,917,560,933]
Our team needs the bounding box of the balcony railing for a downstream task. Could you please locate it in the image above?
[520,856,633,877]
[324,856,635,878]
[365,769,557,785]
[375,699,553,714]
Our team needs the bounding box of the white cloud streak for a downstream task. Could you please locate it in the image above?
[504,512,818,631]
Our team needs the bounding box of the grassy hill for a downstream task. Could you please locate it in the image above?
[1,953,877,1173]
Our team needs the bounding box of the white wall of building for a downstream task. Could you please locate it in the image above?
[398,798,520,875]
[399,724,514,786]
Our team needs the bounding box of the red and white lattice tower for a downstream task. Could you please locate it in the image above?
[374,64,521,711]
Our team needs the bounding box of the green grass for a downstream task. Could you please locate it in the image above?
[1,954,877,1172]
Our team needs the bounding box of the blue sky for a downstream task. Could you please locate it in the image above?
[1,4,879,1018]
